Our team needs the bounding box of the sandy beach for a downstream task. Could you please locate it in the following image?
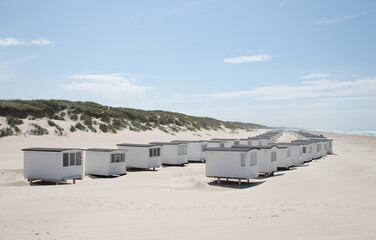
[0,130,375,240]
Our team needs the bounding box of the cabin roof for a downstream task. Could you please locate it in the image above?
[274,142,304,146]
[149,142,187,146]
[232,144,277,149]
[211,138,239,141]
[117,143,161,147]
[171,140,208,143]
[21,147,83,152]
[205,147,254,152]
[86,148,125,152]
[247,137,269,140]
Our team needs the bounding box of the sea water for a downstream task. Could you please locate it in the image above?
[310,129,376,137]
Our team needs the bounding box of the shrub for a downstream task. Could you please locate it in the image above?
[70,125,76,132]
[29,124,48,136]
[53,114,65,121]
[6,115,23,127]
[70,113,78,121]
[99,123,108,133]
[88,125,97,133]
[101,113,111,123]
[0,127,14,138]
[75,122,86,131]
[48,120,56,127]
[80,113,93,126]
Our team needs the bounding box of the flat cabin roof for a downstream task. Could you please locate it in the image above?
[206,147,254,152]
[149,142,187,146]
[205,140,227,143]
[211,138,240,141]
[117,143,161,147]
[247,137,270,140]
[171,140,208,143]
[232,144,277,149]
[274,142,304,146]
[86,148,126,152]
[21,147,84,152]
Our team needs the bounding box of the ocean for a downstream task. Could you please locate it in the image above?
[309,129,376,137]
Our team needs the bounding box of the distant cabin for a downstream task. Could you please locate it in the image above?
[276,142,304,166]
[206,140,227,148]
[149,142,188,166]
[85,148,127,176]
[117,143,162,170]
[272,144,292,170]
[171,140,208,163]
[205,146,259,185]
[22,147,84,185]
[327,139,333,154]
[247,137,269,146]
[211,138,241,147]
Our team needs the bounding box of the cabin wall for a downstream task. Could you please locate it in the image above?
[118,146,150,168]
[206,151,258,179]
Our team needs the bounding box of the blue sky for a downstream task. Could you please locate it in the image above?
[1,0,376,129]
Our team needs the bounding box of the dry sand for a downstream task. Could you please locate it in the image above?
[0,130,375,240]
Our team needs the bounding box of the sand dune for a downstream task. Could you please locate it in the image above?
[0,130,375,239]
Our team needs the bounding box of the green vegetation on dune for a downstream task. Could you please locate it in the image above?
[0,99,269,137]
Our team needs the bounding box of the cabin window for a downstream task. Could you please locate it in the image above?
[201,144,207,152]
[63,152,81,166]
[248,141,252,146]
[250,152,257,166]
[286,149,291,157]
[234,141,239,145]
[63,153,69,167]
[329,142,332,147]
[178,145,187,155]
[220,143,225,148]
[70,153,76,165]
[303,147,306,154]
[116,154,121,162]
[271,152,277,162]
[149,148,161,157]
[240,153,246,167]
[156,148,161,156]
[76,152,82,165]
[121,153,125,162]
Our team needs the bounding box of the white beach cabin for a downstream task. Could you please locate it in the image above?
[171,140,208,163]
[247,137,269,146]
[85,148,127,176]
[22,147,84,185]
[207,140,227,148]
[276,143,304,166]
[205,146,259,185]
[149,142,188,166]
[117,143,162,170]
[233,144,278,176]
[272,144,292,170]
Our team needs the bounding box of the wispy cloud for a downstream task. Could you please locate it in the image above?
[318,12,364,25]
[0,37,54,46]
[202,78,376,101]
[30,37,54,46]
[61,73,153,96]
[300,73,329,79]
[224,54,271,63]
[0,37,25,46]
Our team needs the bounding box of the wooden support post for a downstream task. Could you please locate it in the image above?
[238,179,241,186]
[29,179,33,186]
[153,167,155,171]
[56,181,59,185]
[73,179,76,184]
[217,177,220,184]
[247,179,250,183]
[226,177,228,181]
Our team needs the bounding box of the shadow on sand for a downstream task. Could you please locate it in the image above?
[87,173,126,179]
[208,180,266,189]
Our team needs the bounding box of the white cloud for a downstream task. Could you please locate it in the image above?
[224,54,271,63]
[300,73,329,79]
[318,13,364,25]
[0,37,25,46]
[0,37,54,46]
[30,37,54,45]
[202,78,376,101]
[62,73,153,96]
